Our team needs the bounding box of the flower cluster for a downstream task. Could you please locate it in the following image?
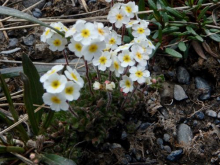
[40,65,84,111]
[93,81,115,91]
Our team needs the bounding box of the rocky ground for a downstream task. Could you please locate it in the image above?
[0,0,219,165]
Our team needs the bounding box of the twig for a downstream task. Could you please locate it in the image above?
[0,94,23,101]
[83,59,94,96]
[2,0,10,6]
[79,0,89,13]
[0,89,23,101]
[0,103,50,109]
[0,0,10,40]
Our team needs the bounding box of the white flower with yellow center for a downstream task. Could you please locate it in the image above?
[93,51,112,71]
[62,81,80,101]
[131,44,149,66]
[64,66,84,88]
[105,31,121,50]
[120,75,134,93]
[110,56,124,77]
[115,43,134,52]
[106,82,115,91]
[107,9,129,28]
[121,1,138,18]
[43,73,67,93]
[41,27,54,42]
[146,77,152,85]
[50,22,65,32]
[47,34,67,51]
[140,39,155,55]
[43,93,69,111]
[129,65,150,84]
[82,39,106,61]
[132,20,150,38]
[68,38,84,57]
[118,50,135,67]
[126,20,139,28]
[74,22,97,45]
[93,81,101,90]
[65,20,86,38]
[94,22,109,41]
[40,65,64,83]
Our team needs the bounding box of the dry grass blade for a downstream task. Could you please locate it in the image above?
[202,41,220,58]
[191,40,207,60]
[79,0,89,13]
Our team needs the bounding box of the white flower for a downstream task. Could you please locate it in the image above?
[105,0,112,2]
[51,22,67,32]
[120,75,134,93]
[41,27,54,42]
[106,82,115,91]
[129,65,150,84]
[40,65,64,83]
[118,50,135,67]
[107,8,129,28]
[64,66,84,88]
[43,73,67,93]
[115,43,133,52]
[65,20,86,38]
[62,81,80,101]
[131,44,149,66]
[74,22,97,45]
[146,77,152,85]
[132,20,150,38]
[68,38,84,57]
[110,56,124,77]
[82,39,106,61]
[93,51,112,71]
[93,81,101,90]
[126,20,139,28]
[94,22,109,41]
[105,30,121,50]
[43,93,69,111]
[121,1,138,18]
[47,34,67,51]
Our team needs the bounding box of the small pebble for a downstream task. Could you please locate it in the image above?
[206,110,217,118]
[177,123,193,144]
[177,66,190,84]
[193,120,198,127]
[174,84,188,101]
[8,38,18,48]
[110,143,121,149]
[23,34,35,46]
[138,122,151,131]
[217,97,220,101]
[32,8,42,18]
[195,77,211,100]
[214,119,220,125]
[217,112,220,119]
[163,134,170,142]
[167,149,183,162]
[121,131,127,140]
[194,111,205,120]
[163,145,171,153]
[157,138,163,145]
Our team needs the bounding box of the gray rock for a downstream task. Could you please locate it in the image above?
[167,149,183,162]
[159,107,169,119]
[174,85,188,101]
[157,138,163,145]
[32,8,42,18]
[215,119,220,125]
[163,145,171,153]
[206,110,217,118]
[193,120,198,126]
[163,134,170,142]
[194,111,205,120]
[218,112,220,119]
[0,31,5,41]
[22,0,46,9]
[195,77,211,100]
[138,122,151,131]
[177,123,193,144]
[217,97,220,101]
[121,131,127,140]
[23,34,35,46]
[8,38,18,48]
[177,66,190,84]
[110,143,121,149]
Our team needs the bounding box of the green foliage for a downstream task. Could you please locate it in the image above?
[39,153,76,165]
[165,48,182,58]
[138,0,147,19]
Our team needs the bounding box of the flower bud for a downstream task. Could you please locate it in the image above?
[106,82,115,91]
[151,78,157,84]
[93,81,101,90]
[29,153,35,160]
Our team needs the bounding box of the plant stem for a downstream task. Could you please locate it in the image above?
[109,71,112,81]
[121,24,125,44]
[96,66,101,82]
[84,59,94,96]
[68,103,78,118]
[63,50,69,65]
[106,92,112,111]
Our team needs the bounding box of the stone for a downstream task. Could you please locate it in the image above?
[177,123,193,144]
[157,138,163,149]
[0,31,5,41]
[174,85,188,101]
[193,120,198,127]
[206,110,217,118]
[163,145,171,153]
[138,122,151,131]
[8,38,18,48]
[217,112,220,119]
[195,77,211,100]
[159,107,169,119]
[22,0,46,9]
[177,66,190,84]
[110,143,121,149]
[217,97,220,101]
[167,149,183,162]
[194,111,205,120]
[214,119,220,125]
[23,34,35,46]
[32,8,42,18]
[163,134,170,142]
[121,131,127,140]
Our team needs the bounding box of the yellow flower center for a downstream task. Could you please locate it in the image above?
[136,52,142,59]
[99,56,107,65]
[53,39,61,47]
[81,29,90,38]
[55,26,61,31]
[71,73,78,81]
[51,80,61,89]
[135,71,143,78]
[109,38,116,45]
[125,6,132,13]
[123,55,131,63]
[116,14,123,20]
[125,80,131,88]
[65,86,74,95]
[45,29,50,36]
[114,61,119,70]
[51,96,61,104]
[89,44,98,53]
[75,43,82,51]
[98,28,104,35]
[137,28,145,34]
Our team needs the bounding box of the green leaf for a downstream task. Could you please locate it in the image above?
[40,110,55,134]
[22,54,44,124]
[165,7,184,19]
[186,26,197,35]
[195,35,204,42]
[138,0,147,19]
[165,48,182,58]
[178,41,187,51]
[40,154,76,165]
[123,35,131,43]
[0,6,64,36]
[20,73,39,135]
[204,29,220,42]
[162,26,179,34]
[148,0,157,10]
[198,6,209,21]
